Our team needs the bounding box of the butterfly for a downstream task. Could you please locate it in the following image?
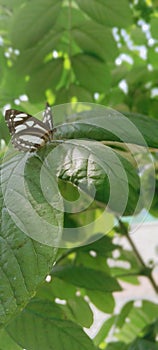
[5,103,56,152]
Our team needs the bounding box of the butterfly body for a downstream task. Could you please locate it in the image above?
[5,103,56,152]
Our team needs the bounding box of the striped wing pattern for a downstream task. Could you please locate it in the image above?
[5,103,55,152]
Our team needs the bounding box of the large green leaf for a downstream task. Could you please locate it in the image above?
[72,54,111,93]
[72,21,118,62]
[7,299,96,350]
[47,139,140,216]
[0,329,22,350]
[0,210,57,327]
[52,265,121,292]
[55,108,158,148]
[13,30,63,75]
[10,0,62,50]
[76,0,132,27]
[0,152,63,326]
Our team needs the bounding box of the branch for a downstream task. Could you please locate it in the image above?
[117,218,158,294]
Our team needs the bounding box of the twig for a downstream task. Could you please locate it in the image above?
[117,218,158,294]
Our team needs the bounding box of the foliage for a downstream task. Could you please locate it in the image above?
[0,0,158,350]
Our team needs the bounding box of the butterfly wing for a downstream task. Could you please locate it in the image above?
[5,108,53,152]
[5,109,32,135]
[43,102,54,131]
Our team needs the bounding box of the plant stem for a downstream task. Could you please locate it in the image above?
[55,247,76,265]
[118,218,158,294]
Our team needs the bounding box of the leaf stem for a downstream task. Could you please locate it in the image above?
[117,218,158,294]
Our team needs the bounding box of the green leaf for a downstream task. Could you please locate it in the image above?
[55,84,93,104]
[87,290,115,314]
[76,0,132,28]
[94,315,116,346]
[77,235,117,256]
[62,209,112,247]
[129,339,158,350]
[10,0,62,50]
[130,27,147,45]
[0,49,6,86]
[115,301,158,343]
[0,0,24,8]
[111,66,130,87]
[118,275,139,286]
[75,250,111,273]
[153,0,158,6]
[26,299,65,319]
[13,30,63,75]
[7,300,96,350]
[52,265,121,292]
[37,278,77,301]
[59,296,93,328]
[148,46,158,69]
[0,65,26,106]
[24,153,64,243]
[0,152,63,326]
[104,87,125,107]
[0,329,22,350]
[150,17,158,39]
[0,209,57,326]
[55,107,158,148]
[123,111,158,148]
[26,58,63,102]
[117,249,142,273]
[49,139,140,216]
[72,21,118,62]
[115,301,134,328]
[0,112,10,144]
[54,6,86,31]
[106,342,128,350]
[126,66,149,86]
[72,54,111,93]
[35,278,93,328]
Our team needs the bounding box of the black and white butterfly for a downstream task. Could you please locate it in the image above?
[5,103,56,152]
